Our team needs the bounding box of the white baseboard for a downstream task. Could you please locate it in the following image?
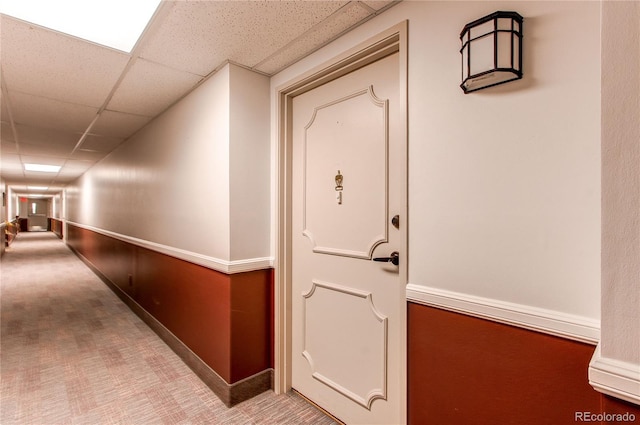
[406,283,600,344]
[66,221,273,274]
[589,343,640,405]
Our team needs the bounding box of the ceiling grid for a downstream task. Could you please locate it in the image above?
[0,0,399,195]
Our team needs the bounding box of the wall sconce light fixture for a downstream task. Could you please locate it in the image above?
[460,11,523,93]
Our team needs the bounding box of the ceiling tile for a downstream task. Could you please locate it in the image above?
[139,1,348,76]
[14,124,80,149]
[19,154,64,166]
[255,2,372,74]
[20,174,56,184]
[70,149,109,162]
[1,140,18,154]
[0,16,130,108]
[58,159,94,175]
[9,91,99,133]
[16,142,73,157]
[47,175,76,184]
[79,134,124,152]
[0,152,22,172]
[92,110,152,139]
[1,169,26,179]
[1,92,11,123]
[1,121,16,143]
[107,59,202,116]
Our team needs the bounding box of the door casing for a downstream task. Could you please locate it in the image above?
[274,20,408,419]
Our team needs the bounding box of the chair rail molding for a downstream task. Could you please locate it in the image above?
[406,283,600,344]
[66,221,273,274]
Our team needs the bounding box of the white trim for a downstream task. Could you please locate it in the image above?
[66,221,273,274]
[589,343,640,405]
[406,283,600,344]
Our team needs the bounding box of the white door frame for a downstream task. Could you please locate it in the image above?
[273,21,408,415]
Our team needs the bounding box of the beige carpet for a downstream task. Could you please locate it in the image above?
[0,232,336,425]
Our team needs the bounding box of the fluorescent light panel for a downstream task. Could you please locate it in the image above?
[28,186,49,190]
[0,0,162,52]
[24,163,61,172]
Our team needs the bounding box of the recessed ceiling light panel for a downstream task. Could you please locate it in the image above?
[24,163,61,173]
[0,0,162,52]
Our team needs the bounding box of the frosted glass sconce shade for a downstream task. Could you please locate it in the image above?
[460,11,523,93]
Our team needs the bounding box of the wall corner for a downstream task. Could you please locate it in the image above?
[589,343,640,406]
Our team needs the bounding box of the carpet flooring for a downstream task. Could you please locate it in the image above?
[0,232,337,425]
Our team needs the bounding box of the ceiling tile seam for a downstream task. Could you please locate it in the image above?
[250,1,373,73]
[100,109,152,119]
[226,60,271,78]
[125,2,207,77]
[186,60,271,100]
[114,71,206,138]
[69,114,102,156]
[132,56,208,78]
[250,1,359,71]
[5,88,105,111]
[158,58,271,132]
[7,122,85,138]
[1,70,24,174]
[372,1,402,16]
[5,86,97,166]
[71,1,176,154]
[128,1,175,56]
[69,57,147,152]
[1,5,169,158]
[357,1,377,14]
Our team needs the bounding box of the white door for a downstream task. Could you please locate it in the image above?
[291,52,406,425]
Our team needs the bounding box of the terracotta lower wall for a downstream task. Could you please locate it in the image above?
[408,302,640,425]
[49,218,63,239]
[66,224,273,387]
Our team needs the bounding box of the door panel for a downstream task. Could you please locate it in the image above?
[302,86,388,259]
[291,52,405,425]
[302,280,388,409]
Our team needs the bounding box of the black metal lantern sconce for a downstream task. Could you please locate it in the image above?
[460,11,523,93]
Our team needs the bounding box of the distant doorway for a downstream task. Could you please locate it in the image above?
[26,198,48,231]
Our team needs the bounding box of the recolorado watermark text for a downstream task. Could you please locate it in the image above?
[575,411,636,422]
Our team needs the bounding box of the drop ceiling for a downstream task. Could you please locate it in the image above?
[0,0,399,197]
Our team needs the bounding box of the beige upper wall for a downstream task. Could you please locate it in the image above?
[66,63,271,264]
[229,66,271,262]
[601,1,640,365]
[272,1,601,321]
[7,188,17,220]
[51,193,62,220]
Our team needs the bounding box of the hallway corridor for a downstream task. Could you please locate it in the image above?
[0,232,335,425]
